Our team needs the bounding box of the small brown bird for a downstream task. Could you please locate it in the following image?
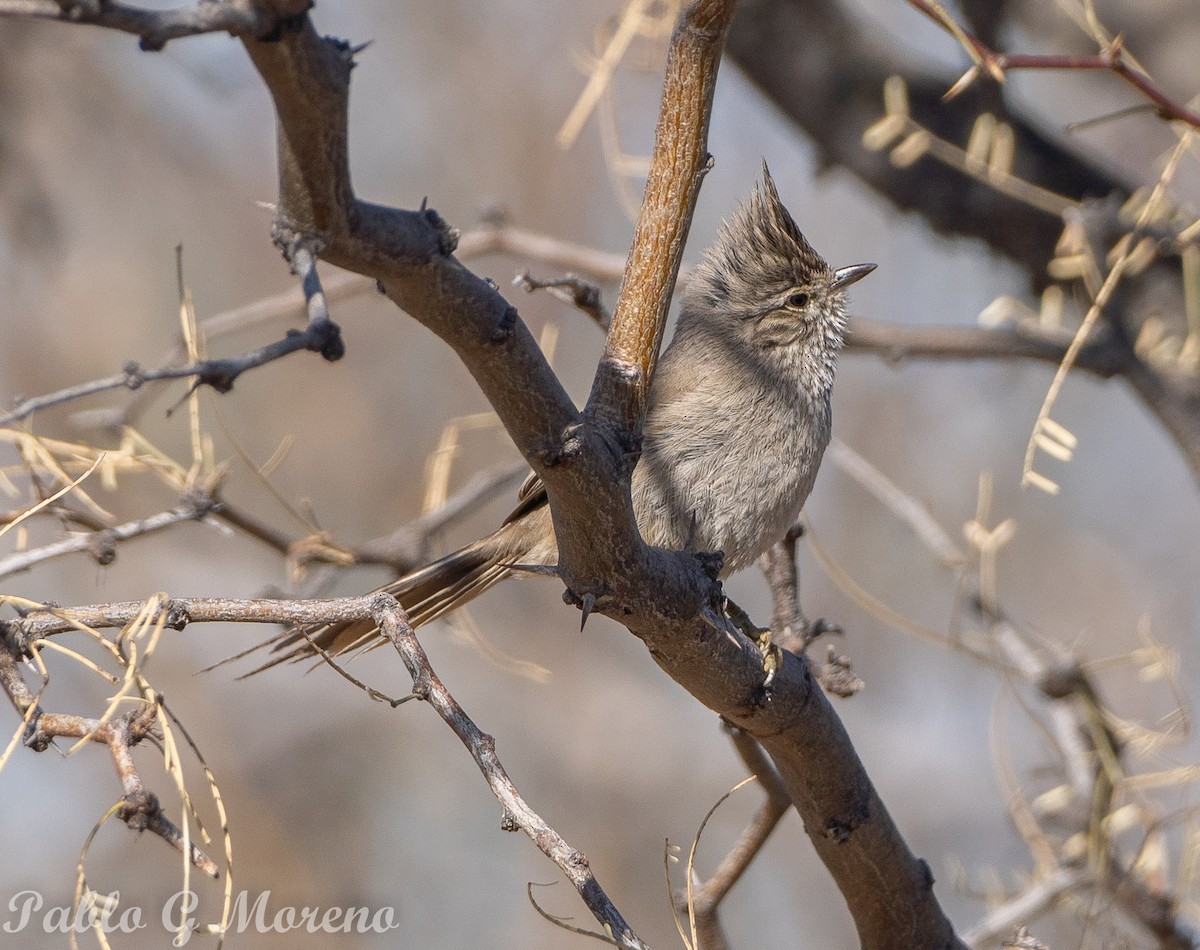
[252,165,873,672]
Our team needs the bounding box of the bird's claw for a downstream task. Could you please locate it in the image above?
[724,597,781,689]
[801,617,842,650]
[757,628,782,690]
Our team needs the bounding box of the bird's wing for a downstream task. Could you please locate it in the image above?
[502,469,548,525]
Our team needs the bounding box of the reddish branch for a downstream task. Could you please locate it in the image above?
[907,0,1200,130]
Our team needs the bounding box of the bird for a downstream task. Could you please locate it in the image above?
[245,164,873,673]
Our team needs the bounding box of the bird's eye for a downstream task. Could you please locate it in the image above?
[786,291,810,309]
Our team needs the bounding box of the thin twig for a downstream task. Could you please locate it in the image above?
[686,727,792,914]
[1,593,645,947]
[0,0,300,52]
[0,321,343,428]
[960,867,1089,947]
[0,647,218,876]
[349,463,526,570]
[0,493,217,581]
[37,706,220,877]
[373,604,647,949]
[459,223,627,281]
[846,315,1129,379]
[515,271,612,330]
[905,0,1200,130]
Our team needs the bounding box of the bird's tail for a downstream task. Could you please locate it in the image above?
[236,530,525,677]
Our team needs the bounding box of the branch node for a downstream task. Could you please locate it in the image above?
[122,361,145,390]
[693,549,724,581]
[24,715,50,753]
[179,490,217,522]
[567,850,589,870]
[490,305,518,345]
[816,647,864,699]
[824,801,870,843]
[164,600,190,631]
[304,318,346,361]
[116,788,161,833]
[420,203,460,256]
[1037,661,1087,699]
[538,426,585,468]
[88,529,118,566]
[257,7,312,44]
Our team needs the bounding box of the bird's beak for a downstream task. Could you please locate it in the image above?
[831,262,876,290]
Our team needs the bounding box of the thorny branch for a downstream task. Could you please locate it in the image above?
[371,605,647,949]
[0,309,343,427]
[1,223,627,433]
[0,593,643,947]
[0,491,218,580]
[0,639,219,877]
[1,1,972,945]
[0,0,301,52]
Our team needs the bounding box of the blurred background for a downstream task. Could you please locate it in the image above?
[1,1,1198,947]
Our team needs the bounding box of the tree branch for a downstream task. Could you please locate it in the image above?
[0,494,216,580]
[2,594,644,946]
[0,642,219,876]
[3,1,972,943]
[726,0,1130,279]
[0,0,303,51]
[679,726,793,945]
[845,314,1131,377]
[235,2,966,945]
[906,0,1200,130]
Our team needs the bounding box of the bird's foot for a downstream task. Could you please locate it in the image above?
[799,617,842,651]
[756,628,783,690]
[725,597,781,688]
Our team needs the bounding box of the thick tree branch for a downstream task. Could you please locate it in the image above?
[588,0,728,432]
[232,2,966,945]
[242,20,583,496]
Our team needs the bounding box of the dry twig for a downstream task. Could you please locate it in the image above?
[1,592,644,946]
